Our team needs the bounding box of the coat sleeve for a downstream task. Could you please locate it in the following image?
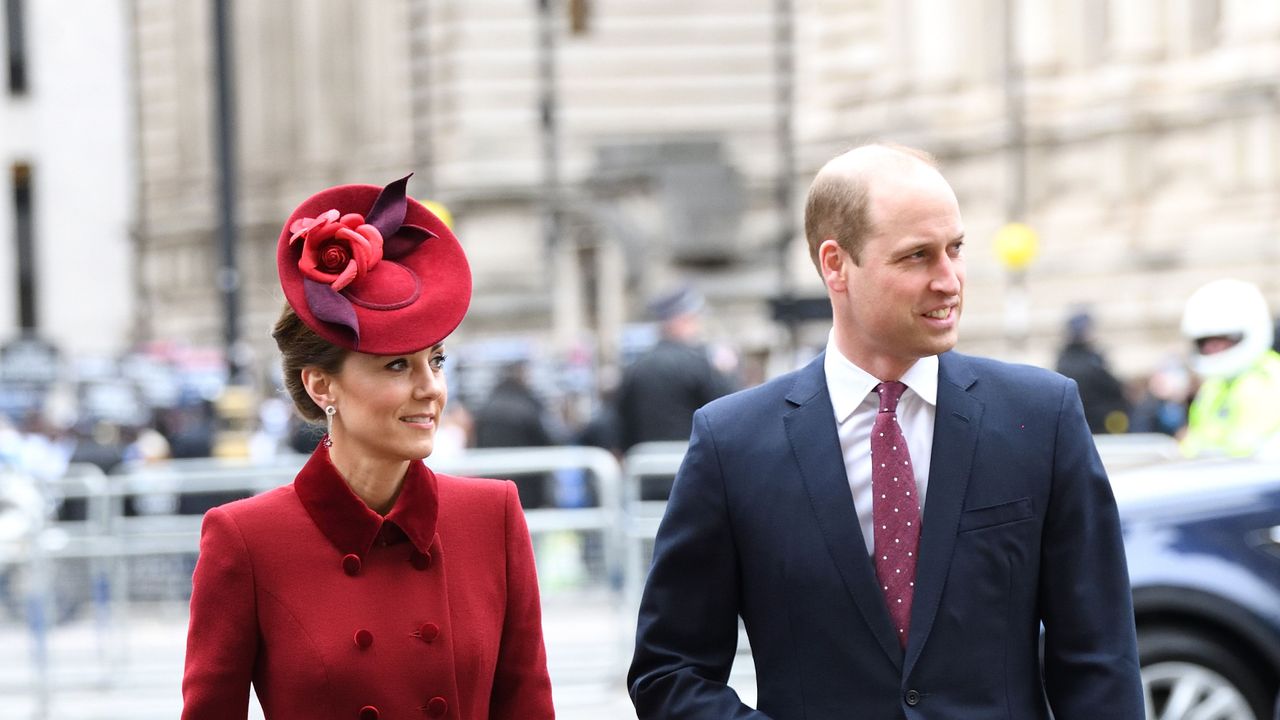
[181,506,258,720]
[627,409,773,719]
[489,481,556,719]
[1039,379,1145,717]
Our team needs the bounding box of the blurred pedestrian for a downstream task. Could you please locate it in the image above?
[473,360,561,508]
[616,285,735,453]
[574,377,623,459]
[629,143,1141,717]
[1128,358,1192,437]
[182,175,554,719]
[160,401,215,459]
[473,361,559,449]
[1054,309,1130,434]
[1180,278,1280,458]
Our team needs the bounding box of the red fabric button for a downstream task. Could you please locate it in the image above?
[418,622,440,643]
[427,696,447,717]
[354,629,373,649]
[359,705,379,720]
[343,554,362,576]
[410,550,431,570]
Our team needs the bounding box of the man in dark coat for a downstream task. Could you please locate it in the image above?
[473,361,559,507]
[617,286,735,453]
[628,142,1141,719]
[1055,310,1130,434]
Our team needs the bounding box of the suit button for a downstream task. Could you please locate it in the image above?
[354,629,373,649]
[410,550,432,570]
[418,622,440,643]
[426,696,447,716]
[359,705,379,720]
[343,554,362,576]
[905,689,921,706]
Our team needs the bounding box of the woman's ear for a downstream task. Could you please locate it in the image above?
[301,366,336,409]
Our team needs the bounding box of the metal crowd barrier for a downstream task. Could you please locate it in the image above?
[0,445,627,719]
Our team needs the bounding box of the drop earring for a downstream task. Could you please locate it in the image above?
[323,404,336,448]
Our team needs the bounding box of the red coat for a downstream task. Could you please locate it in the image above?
[181,445,555,719]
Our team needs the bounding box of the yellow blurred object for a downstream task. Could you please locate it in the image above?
[993,222,1039,271]
[213,385,255,458]
[1103,410,1130,435]
[421,200,453,229]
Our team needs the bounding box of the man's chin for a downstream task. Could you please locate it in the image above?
[923,334,959,357]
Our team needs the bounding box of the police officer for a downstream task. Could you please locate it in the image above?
[1180,278,1280,457]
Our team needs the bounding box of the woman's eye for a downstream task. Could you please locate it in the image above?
[386,359,409,371]
[430,354,448,370]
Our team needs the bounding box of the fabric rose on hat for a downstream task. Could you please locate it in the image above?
[290,210,384,292]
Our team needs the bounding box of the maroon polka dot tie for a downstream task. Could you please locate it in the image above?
[872,381,920,648]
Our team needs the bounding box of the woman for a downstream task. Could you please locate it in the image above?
[181,176,555,719]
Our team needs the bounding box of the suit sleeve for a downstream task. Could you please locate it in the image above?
[181,507,257,720]
[489,481,556,719]
[628,409,773,719]
[1039,379,1145,718]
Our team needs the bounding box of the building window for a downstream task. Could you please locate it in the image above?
[12,163,35,330]
[5,0,27,94]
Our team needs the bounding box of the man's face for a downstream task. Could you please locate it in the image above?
[830,166,965,380]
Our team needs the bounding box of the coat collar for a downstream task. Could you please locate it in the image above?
[293,443,439,558]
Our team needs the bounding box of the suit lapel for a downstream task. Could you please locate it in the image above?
[903,352,983,675]
[783,355,904,668]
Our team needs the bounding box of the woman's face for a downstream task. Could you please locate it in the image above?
[326,344,449,464]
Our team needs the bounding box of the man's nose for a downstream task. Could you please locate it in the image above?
[931,256,962,295]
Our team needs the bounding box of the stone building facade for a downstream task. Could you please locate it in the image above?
[0,0,134,357]
[130,0,1280,393]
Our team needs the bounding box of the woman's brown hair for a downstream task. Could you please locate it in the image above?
[271,303,348,422]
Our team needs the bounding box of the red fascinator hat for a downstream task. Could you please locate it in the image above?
[276,175,471,355]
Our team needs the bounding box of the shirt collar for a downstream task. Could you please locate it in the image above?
[823,330,940,424]
[294,443,439,558]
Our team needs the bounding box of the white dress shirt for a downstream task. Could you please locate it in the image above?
[823,333,938,555]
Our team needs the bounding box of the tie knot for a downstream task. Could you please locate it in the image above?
[874,381,907,413]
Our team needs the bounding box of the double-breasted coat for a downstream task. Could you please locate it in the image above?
[181,445,555,719]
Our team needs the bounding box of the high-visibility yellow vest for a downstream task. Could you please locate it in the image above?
[1182,349,1280,458]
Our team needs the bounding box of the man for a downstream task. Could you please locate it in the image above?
[1054,309,1130,434]
[628,143,1143,718]
[616,285,735,453]
[473,360,561,508]
[1179,278,1280,458]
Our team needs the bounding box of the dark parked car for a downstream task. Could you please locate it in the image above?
[1110,454,1280,719]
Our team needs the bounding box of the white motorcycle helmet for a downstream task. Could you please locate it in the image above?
[1181,278,1275,379]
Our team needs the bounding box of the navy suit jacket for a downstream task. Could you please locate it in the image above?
[629,351,1143,719]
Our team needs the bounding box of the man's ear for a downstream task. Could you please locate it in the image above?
[301,366,336,409]
[819,239,849,293]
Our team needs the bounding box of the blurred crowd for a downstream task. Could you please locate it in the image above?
[4,279,1280,502]
[1056,278,1280,460]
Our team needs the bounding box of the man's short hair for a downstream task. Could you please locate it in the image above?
[803,143,937,271]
